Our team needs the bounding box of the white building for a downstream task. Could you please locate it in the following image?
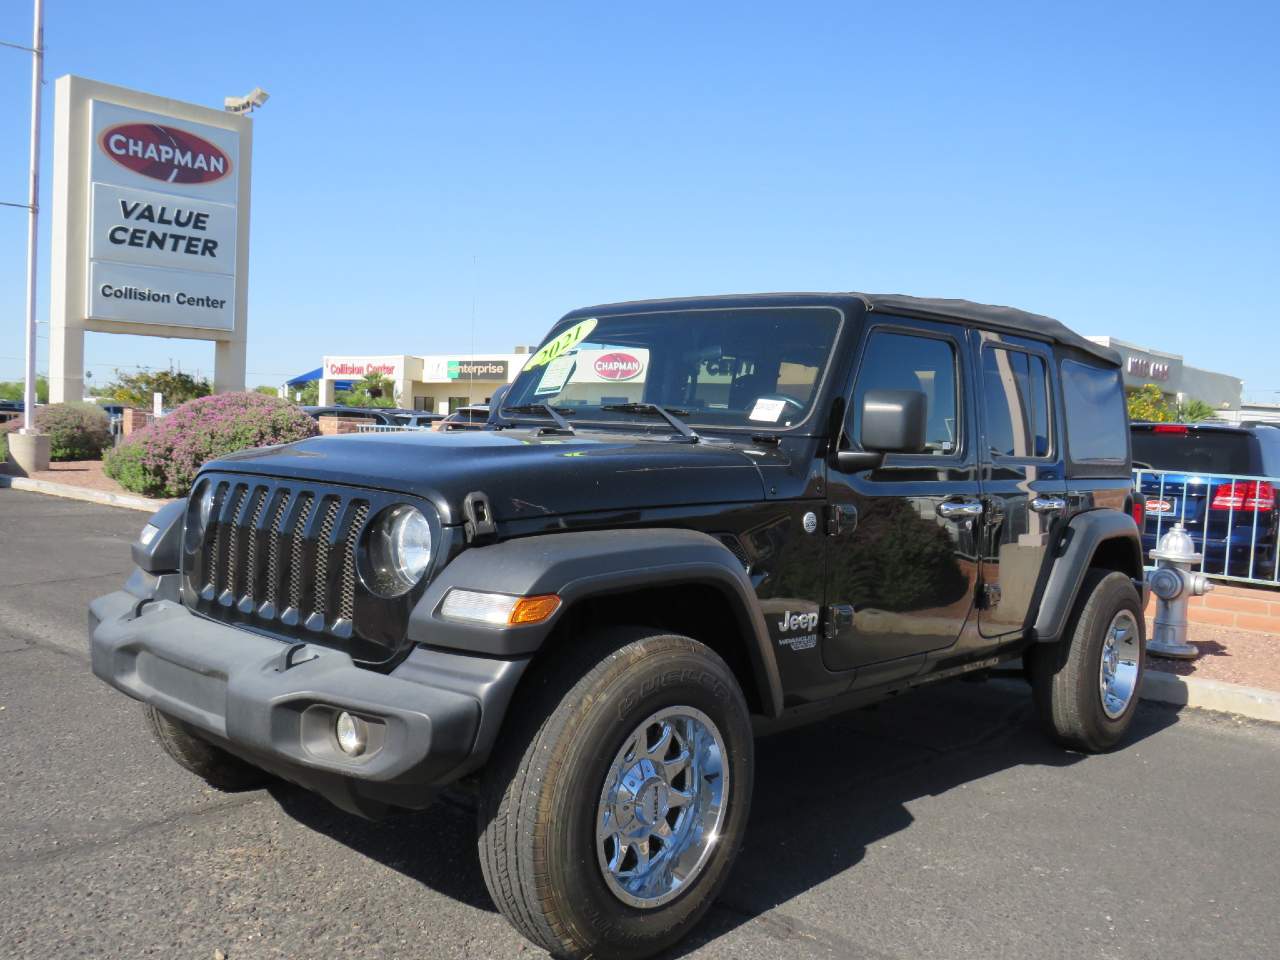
[1085,336,1241,412]
[317,351,532,413]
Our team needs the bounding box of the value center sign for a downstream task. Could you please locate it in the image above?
[86,100,241,331]
[47,76,254,403]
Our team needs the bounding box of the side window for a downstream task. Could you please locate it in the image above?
[852,330,959,455]
[981,346,1051,458]
[1060,359,1128,463]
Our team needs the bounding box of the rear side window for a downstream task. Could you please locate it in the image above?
[1060,360,1128,464]
[1131,429,1258,475]
[853,330,959,455]
[981,346,1051,458]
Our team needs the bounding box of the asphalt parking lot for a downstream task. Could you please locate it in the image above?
[2,487,1279,960]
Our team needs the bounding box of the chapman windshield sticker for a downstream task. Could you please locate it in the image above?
[524,318,598,370]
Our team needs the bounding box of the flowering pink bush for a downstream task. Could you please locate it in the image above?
[105,392,317,497]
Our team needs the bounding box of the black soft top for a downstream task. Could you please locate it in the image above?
[563,291,1120,367]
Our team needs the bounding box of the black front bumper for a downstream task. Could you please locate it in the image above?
[89,590,527,816]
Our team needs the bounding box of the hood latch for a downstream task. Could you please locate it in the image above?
[463,490,497,543]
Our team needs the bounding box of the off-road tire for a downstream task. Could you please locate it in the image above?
[144,705,271,791]
[1029,568,1145,752]
[477,628,754,960]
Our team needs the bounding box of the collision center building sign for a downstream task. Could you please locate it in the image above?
[87,100,240,331]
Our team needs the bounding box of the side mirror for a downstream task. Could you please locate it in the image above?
[861,388,927,453]
[835,388,928,472]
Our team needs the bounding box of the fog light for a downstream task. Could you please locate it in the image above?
[335,711,368,756]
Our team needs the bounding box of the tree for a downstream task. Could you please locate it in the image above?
[292,381,319,405]
[102,369,211,408]
[1126,384,1173,423]
[343,372,397,408]
[1174,398,1217,423]
[0,376,48,403]
[252,385,281,397]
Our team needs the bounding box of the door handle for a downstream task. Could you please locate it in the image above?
[1030,496,1067,514]
[936,498,984,520]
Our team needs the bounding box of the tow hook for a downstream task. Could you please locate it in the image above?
[1147,523,1213,660]
[276,643,319,672]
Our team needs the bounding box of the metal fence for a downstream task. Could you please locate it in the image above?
[1133,467,1279,586]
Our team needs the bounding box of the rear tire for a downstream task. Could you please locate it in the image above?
[1029,569,1145,752]
[144,705,271,791]
[477,628,754,959]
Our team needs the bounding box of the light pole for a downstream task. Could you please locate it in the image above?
[2,0,45,434]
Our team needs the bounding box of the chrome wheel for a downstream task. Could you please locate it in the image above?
[1099,609,1140,719]
[596,706,728,909]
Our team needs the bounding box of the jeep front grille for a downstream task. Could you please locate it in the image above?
[186,477,371,643]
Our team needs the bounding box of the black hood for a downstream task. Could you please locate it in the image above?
[208,427,769,526]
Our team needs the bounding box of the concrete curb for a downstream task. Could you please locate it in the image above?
[1141,669,1280,724]
[996,663,1280,725]
[0,474,173,513]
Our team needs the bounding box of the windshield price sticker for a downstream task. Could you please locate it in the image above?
[525,318,598,370]
[749,397,787,423]
[535,354,577,395]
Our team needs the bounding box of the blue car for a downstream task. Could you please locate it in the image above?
[1132,422,1280,581]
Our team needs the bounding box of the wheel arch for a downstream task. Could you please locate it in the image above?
[1031,509,1144,643]
[408,528,784,718]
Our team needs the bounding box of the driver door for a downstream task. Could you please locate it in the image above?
[823,318,980,680]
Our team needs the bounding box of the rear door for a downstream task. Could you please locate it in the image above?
[973,331,1066,637]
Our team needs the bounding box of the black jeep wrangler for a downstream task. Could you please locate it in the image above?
[90,293,1145,959]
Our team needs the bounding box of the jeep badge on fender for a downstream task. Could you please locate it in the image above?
[89,291,1145,959]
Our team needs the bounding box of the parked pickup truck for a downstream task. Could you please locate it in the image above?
[90,292,1145,959]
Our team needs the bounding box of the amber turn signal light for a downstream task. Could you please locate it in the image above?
[509,594,561,625]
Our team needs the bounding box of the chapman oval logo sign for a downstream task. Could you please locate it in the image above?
[99,123,231,185]
[594,352,643,381]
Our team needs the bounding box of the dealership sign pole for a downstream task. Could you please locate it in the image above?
[20,0,43,433]
[47,75,252,403]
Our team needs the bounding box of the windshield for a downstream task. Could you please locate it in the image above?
[503,307,841,430]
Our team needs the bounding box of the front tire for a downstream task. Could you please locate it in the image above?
[477,628,754,959]
[144,705,271,791]
[1029,569,1145,752]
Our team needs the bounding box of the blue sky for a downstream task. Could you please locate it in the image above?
[1,1,1277,397]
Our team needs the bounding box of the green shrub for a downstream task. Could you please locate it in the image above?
[1,403,111,461]
[106,392,318,498]
[102,440,149,493]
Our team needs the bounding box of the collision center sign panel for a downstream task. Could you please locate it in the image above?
[86,100,239,331]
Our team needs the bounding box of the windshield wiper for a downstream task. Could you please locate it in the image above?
[601,403,699,443]
[502,403,576,434]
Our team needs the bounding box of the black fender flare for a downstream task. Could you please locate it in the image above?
[408,528,783,717]
[1031,509,1143,643]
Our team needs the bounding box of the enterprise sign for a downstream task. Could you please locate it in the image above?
[85,100,240,331]
[422,358,510,381]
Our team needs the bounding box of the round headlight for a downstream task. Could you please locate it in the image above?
[185,481,216,553]
[197,483,216,530]
[364,505,433,596]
